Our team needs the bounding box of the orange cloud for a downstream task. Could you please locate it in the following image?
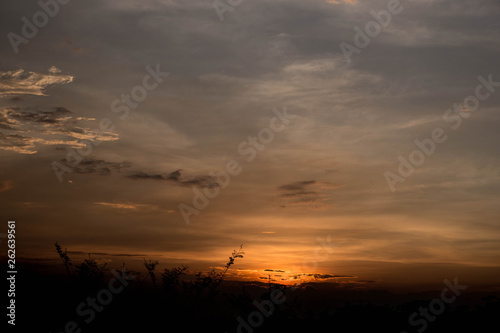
[0,68,74,96]
[94,202,159,210]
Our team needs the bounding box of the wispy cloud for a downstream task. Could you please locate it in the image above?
[325,0,358,4]
[0,67,74,96]
[94,202,156,210]
[93,201,176,214]
[276,180,344,210]
[291,273,356,280]
[278,180,316,192]
[0,107,118,154]
[72,159,131,175]
[55,158,218,190]
[127,169,219,188]
[264,269,285,272]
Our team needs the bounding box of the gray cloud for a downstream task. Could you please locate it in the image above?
[127,169,219,188]
[276,180,343,209]
[55,156,218,189]
[279,180,316,192]
[71,159,131,175]
[127,172,166,181]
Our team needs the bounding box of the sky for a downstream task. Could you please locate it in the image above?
[1,0,499,290]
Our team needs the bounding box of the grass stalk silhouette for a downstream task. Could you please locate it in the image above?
[55,242,73,279]
[142,259,160,287]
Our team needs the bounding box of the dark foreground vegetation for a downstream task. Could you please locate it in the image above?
[5,243,499,333]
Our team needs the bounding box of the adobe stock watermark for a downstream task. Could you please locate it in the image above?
[401,277,467,333]
[213,0,245,22]
[51,64,169,182]
[178,106,295,225]
[340,0,411,64]
[385,74,500,192]
[7,0,72,54]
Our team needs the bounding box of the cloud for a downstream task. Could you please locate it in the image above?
[1,106,73,128]
[290,273,356,280]
[312,274,355,279]
[0,107,118,154]
[283,59,338,74]
[93,201,176,215]
[48,66,62,74]
[72,159,131,175]
[127,172,166,181]
[276,180,344,210]
[94,202,157,210]
[264,269,286,272]
[0,133,38,154]
[0,68,74,96]
[326,0,357,4]
[127,169,219,188]
[278,180,316,192]
[55,158,216,190]
[1,0,499,285]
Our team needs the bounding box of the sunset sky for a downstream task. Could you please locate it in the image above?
[1,0,499,289]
